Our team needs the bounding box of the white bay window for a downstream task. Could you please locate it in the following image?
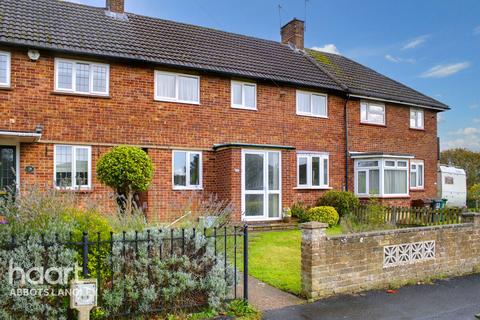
[155,71,199,104]
[54,145,92,189]
[54,58,109,95]
[354,157,410,197]
[297,153,329,188]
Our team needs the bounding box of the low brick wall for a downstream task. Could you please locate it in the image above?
[301,213,480,299]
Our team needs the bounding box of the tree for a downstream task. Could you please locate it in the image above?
[97,146,153,212]
[440,148,480,188]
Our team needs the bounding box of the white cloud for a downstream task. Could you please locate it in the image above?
[311,44,340,55]
[384,54,415,63]
[402,35,429,50]
[470,104,479,110]
[473,118,480,124]
[420,62,470,78]
[442,127,480,151]
[474,26,480,35]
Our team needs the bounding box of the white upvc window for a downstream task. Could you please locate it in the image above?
[410,160,424,189]
[0,51,11,87]
[155,71,200,104]
[54,145,92,189]
[231,80,257,110]
[361,100,385,125]
[354,158,409,197]
[172,150,202,190]
[54,58,109,95]
[296,90,328,118]
[410,108,424,129]
[297,153,329,188]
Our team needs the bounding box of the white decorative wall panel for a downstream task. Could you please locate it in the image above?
[383,241,435,267]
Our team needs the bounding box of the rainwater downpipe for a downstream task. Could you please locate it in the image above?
[344,93,350,191]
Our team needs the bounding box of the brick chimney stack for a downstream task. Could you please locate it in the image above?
[106,0,125,14]
[281,19,305,50]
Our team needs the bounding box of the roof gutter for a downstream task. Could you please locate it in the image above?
[348,94,449,111]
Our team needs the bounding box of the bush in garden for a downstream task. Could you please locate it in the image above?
[341,199,392,233]
[301,206,339,226]
[0,234,78,320]
[289,202,307,220]
[96,146,153,212]
[99,229,234,317]
[316,191,360,217]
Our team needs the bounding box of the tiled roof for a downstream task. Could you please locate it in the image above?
[0,0,342,91]
[307,49,449,110]
[0,0,448,110]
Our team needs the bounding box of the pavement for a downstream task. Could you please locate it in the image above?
[263,273,480,320]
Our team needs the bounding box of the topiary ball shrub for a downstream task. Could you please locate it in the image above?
[316,190,360,217]
[97,146,153,195]
[301,206,339,226]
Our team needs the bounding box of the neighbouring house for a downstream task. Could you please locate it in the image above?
[0,0,449,222]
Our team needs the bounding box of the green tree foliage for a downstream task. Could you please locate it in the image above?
[440,148,480,188]
[96,146,153,212]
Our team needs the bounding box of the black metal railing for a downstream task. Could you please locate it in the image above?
[3,225,249,319]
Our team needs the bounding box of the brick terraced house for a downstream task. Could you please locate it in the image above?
[0,0,449,221]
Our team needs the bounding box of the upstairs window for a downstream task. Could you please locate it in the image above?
[172,151,202,189]
[0,51,11,87]
[231,81,256,110]
[410,108,424,129]
[155,71,200,104]
[54,58,109,95]
[297,153,329,188]
[54,145,91,189]
[361,100,385,125]
[296,90,328,117]
[410,160,424,189]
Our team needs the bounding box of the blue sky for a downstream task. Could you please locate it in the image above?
[77,0,480,151]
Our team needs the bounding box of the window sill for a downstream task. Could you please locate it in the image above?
[154,98,200,105]
[357,195,410,199]
[173,187,204,191]
[409,127,425,131]
[296,113,328,119]
[294,186,332,190]
[0,86,12,91]
[52,91,110,99]
[231,105,257,111]
[360,121,386,127]
[410,187,425,192]
[56,188,93,193]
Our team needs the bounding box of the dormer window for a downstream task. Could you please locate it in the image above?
[0,51,11,87]
[54,58,109,96]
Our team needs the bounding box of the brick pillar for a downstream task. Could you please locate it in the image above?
[300,221,328,300]
[462,212,480,226]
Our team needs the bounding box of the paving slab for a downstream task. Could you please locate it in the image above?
[264,273,480,320]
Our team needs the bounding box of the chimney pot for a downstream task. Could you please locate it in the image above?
[106,0,125,14]
[281,19,305,50]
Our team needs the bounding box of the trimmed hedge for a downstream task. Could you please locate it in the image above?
[316,191,360,217]
[301,206,339,226]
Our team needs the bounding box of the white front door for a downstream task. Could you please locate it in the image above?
[242,150,281,221]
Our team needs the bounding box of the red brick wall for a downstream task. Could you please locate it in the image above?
[1,47,439,221]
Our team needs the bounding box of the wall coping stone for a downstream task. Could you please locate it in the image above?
[300,222,328,229]
[326,222,474,240]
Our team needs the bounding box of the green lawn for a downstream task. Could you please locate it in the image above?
[246,227,341,295]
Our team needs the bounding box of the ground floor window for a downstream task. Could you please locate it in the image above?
[410,160,424,189]
[297,153,329,188]
[172,150,202,189]
[54,145,91,189]
[354,158,409,197]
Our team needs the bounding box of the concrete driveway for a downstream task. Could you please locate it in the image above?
[263,274,480,320]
